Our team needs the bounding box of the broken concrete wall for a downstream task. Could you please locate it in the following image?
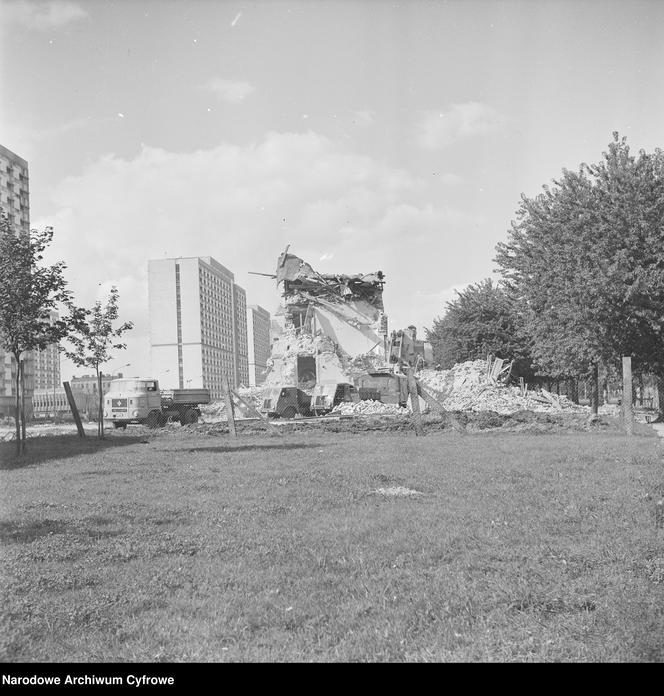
[264,250,389,389]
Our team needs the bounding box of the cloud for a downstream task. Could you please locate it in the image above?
[199,78,255,104]
[416,102,505,149]
[37,131,487,376]
[3,1,88,31]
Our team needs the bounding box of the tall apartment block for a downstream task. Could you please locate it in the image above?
[0,144,33,406]
[0,144,30,234]
[246,304,271,386]
[32,311,61,392]
[148,256,250,398]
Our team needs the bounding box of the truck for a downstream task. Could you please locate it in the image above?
[310,382,360,415]
[262,386,312,419]
[354,372,410,407]
[103,378,210,429]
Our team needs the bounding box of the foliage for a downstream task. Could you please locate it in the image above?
[0,211,72,454]
[426,279,535,379]
[63,287,133,438]
[495,133,664,387]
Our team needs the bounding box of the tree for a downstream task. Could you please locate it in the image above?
[495,133,664,414]
[589,138,664,372]
[63,287,133,439]
[426,278,535,380]
[0,213,72,454]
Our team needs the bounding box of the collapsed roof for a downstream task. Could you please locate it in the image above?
[276,250,385,310]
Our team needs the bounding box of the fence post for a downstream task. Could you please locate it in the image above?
[407,368,424,437]
[222,374,237,438]
[622,356,634,435]
[63,382,86,438]
[590,363,599,415]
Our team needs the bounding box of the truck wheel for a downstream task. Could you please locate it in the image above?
[281,406,297,419]
[147,411,160,429]
[158,413,169,427]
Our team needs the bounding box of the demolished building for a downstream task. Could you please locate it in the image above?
[264,249,390,388]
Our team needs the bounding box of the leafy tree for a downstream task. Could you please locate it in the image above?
[426,278,535,379]
[495,133,664,414]
[0,213,72,454]
[64,287,133,439]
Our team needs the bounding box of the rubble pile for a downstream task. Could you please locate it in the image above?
[237,385,268,411]
[331,399,409,416]
[199,385,268,423]
[418,360,589,415]
[342,352,389,382]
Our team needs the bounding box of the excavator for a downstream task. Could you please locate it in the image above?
[354,326,440,409]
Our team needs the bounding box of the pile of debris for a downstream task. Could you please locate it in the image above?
[199,385,268,423]
[331,399,409,416]
[418,360,588,415]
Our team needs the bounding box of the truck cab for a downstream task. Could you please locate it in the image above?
[311,382,359,415]
[104,378,162,428]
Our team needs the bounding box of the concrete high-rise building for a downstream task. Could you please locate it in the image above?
[148,256,250,398]
[32,311,61,392]
[0,145,33,413]
[0,144,30,235]
[246,305,271,386]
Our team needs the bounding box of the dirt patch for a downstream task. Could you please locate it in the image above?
[373,486,423,497]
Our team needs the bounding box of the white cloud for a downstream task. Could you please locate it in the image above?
[2,1,88,31]
[199,78,255,104]
[416,102,505,149]
[37,131,487,376]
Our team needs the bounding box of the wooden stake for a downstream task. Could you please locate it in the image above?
[222,374,237,437]
[622,356,634,435]
[231,389,282,436]
[407,367,424,436]
[63,381,86,438]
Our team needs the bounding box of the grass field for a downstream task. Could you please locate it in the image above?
[1,425,664,662]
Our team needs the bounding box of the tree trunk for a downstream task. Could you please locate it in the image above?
[657,373,664,422]
[97,368,104,439]
[14,353,22,455]
[20,358,27,448]
[590,363,599,415]
[568,378,579,405]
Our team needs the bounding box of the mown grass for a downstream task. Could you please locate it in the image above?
[1,428,663,662]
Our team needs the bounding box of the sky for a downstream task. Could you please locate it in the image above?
[2,0,664,380]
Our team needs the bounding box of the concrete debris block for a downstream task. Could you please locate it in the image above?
[418,361,589,415]
[331,399,409,416]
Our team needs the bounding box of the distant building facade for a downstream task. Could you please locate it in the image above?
[70,373,125,396]
[246,304,271,386]
[148,256,250,398]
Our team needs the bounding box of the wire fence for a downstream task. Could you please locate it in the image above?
[540,372,662,414]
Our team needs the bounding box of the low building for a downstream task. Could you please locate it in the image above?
[70,373,124,396]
